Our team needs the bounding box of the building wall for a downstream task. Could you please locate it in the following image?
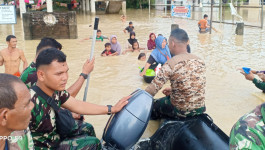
[23,11,77,40]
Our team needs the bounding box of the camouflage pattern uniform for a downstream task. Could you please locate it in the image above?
[7,62,37,150]
[145,53,206,118]
[29,89,101,149]
[230,103,265,150]
[252,78,265,92]
[20,62,37,89]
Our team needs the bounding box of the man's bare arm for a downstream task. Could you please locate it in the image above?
[19,50,28,70]
[67,58,94,97]
[62,95,130,115]
[67,76,85,98]
[0,52,3,66]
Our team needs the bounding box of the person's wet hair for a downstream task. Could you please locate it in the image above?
[36,37,62,55]
[97,30,101,33]
[129,21,133,25]
[6,35,16,42]
[0,73,23,109]
[170,28,189,43]
[138,53,146,60]
[187,45,191,53]
[204,14,208,18]
[36,48,66,70]
[130,32,136,38]
[133,41,139,50]
[105,43,111,47]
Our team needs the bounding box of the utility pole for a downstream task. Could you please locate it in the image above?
[210,0,213,34]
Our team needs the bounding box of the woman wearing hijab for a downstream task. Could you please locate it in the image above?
[127,32,137,48]
[110,35,122,55]
[147,33,156,50]
[140,36,172,76]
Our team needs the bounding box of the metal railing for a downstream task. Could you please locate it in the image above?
[149,2,264,29]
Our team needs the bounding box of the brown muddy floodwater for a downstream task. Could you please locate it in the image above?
[0,9,265,140]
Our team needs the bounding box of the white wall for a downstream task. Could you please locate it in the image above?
[155,0,166,10]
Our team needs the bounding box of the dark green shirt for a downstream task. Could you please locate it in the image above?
[20,62,37,89]
[29,89,70,149]
[230,103,265,149]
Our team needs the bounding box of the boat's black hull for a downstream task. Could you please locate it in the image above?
[136,114,229,150]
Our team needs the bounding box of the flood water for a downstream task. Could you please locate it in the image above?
[0,8,265,139]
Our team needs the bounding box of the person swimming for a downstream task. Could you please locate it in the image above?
[138,53,146,61]
[123,21,134,34]
[101,43,117,56]
[127,32,137,48]
[120,15,126,22]
[110,35,122,55]
[147,33,156,50]
[140,36,172,77]
[123,41,145,54]
[81,29,108,42]
[198,14,210,33]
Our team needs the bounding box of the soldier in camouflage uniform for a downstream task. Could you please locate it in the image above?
[30,88,101,149]
[229,69,265,149]
[20,62,37,89]
[15,38,87,150]
[20,37,99,98]
[229,103,265,150]
[29,48,129,149]
[20,37,62,89]
[239,68,265,92]
[145,28,206,119]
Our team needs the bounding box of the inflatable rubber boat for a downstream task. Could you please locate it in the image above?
[102,89,229,150]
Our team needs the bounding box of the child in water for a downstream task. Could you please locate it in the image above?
[138,53,146,61]
[127,31,137,48]
[120,15,126,22]
[101,43,117,56]
[123,41,145,54]
[123,21,134,33]
[82,30,108,42]
[95,30,108,42]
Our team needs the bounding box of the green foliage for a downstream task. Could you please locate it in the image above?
[126,0,154,9]
[56,0,71,4]
[53,4,70,11]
